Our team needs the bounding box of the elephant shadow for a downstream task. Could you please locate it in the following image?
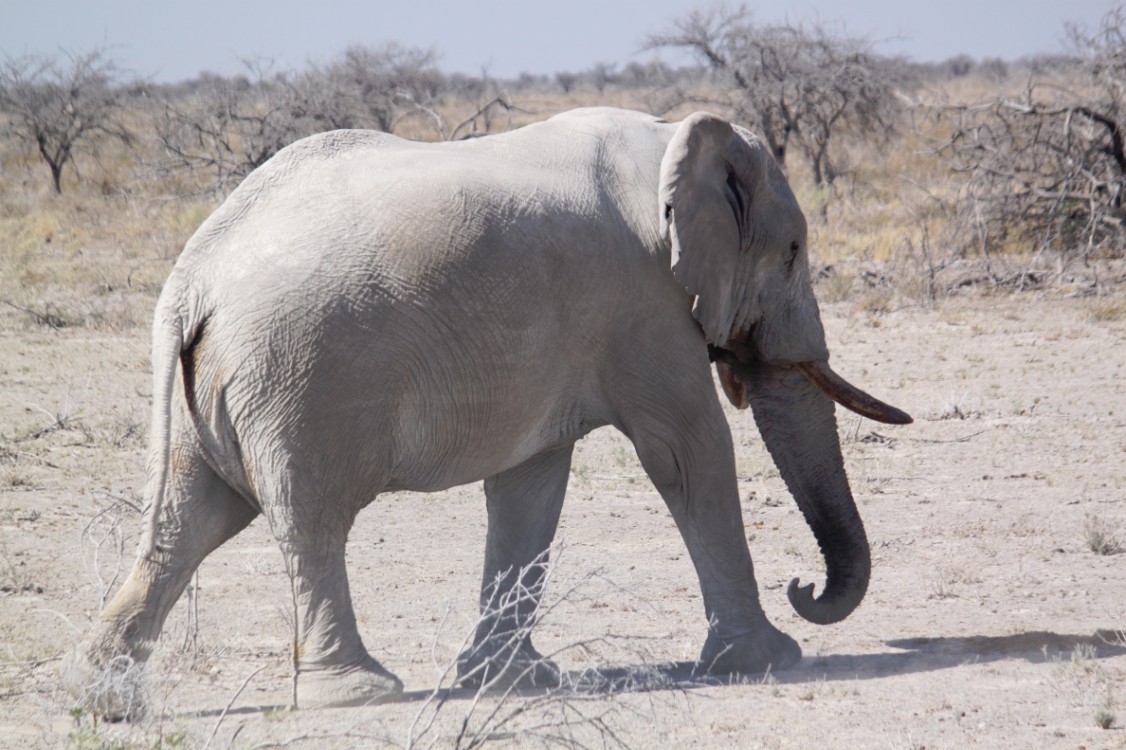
[769,629,1126,685]
[399,628,1125,701]
[196,629,1124,716]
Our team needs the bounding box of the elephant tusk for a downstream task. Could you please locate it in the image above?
[795,360,913,425]
[715,360,750,410]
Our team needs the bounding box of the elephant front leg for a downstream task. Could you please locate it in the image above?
[629,404,802,677]
[457,445,574,690]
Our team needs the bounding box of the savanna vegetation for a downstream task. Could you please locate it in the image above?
[2,7,1124,337]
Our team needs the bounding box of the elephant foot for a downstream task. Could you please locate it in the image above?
[457,641,561,690]
[696,621,802,677]
[296,656,404,709]
[61,645,149,722]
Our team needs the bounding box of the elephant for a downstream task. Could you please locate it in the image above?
[64,107,910,717]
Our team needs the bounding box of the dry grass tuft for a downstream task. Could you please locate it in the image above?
[1087,299,1126,322]
[854,286,895,315]
[1084,514,1123,556]
[813,268,856,304]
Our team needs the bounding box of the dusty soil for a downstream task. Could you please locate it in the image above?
[1,292,1124,749]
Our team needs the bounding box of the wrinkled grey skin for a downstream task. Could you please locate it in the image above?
[64,108,879,716]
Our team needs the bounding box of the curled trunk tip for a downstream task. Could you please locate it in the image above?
[787,575,868,625]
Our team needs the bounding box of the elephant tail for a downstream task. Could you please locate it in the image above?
[140,274,207,557]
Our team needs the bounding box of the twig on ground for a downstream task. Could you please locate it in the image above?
[204,664,267,750]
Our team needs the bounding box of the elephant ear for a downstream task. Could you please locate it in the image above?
[659,112,742,345]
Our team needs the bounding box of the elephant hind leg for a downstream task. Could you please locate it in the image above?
[257,461,402,709]
[274,541,403,708]
[457,444,574,690]
[64,445,258,720]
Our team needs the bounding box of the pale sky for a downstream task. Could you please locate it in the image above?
[0,0,1118,82]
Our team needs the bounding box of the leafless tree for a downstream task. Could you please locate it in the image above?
[154,59,310,191]
[618,60,675,88]
[649,7,899,190]
[154,45,445,192]
[326,43,444,133]
[555,71,579,94]
[587,62,618,94]
[0,48,130,193]
[935,6,1126,265]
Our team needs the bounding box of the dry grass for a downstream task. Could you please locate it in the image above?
[0,145,210,330]
[1084,514,1123,556]
[1087,299,1126,322]
[2,71,1123,338]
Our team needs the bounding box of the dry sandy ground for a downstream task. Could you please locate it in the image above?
[1,292,1124,749]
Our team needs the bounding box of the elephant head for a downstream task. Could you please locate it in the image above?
[659,113,911,625]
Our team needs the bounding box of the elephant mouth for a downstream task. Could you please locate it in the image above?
[709,346,912,425]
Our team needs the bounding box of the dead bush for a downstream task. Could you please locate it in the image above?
[933,7,1126,267]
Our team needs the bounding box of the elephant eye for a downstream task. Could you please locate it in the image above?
[786,241,800,271]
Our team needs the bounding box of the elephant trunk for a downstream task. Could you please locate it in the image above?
[743,362,870,625]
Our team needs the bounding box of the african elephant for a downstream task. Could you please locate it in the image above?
[64,107,910,717]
